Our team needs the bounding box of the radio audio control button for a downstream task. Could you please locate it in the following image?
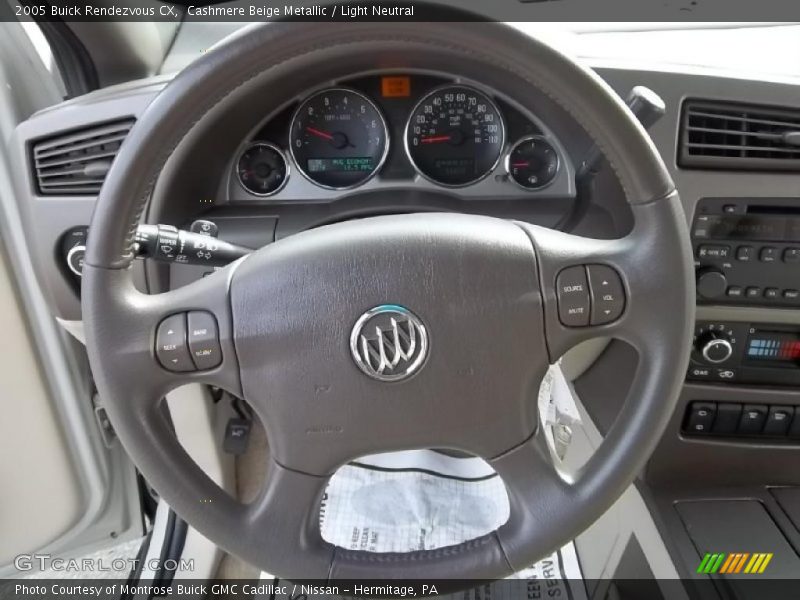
[556,266,590,327]
[764,288,780,299]
[783,248,800,263]
[698,244,730,259]
[735,246,754,261]
[784,289,799,300]
[745,286,762,298]
[156,314,194,372]
[726,286,743,298]
[586,264,625,325]
[696,269,728,299]
[759,247,778,262]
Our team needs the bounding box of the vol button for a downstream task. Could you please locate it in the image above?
[587,264,625,325]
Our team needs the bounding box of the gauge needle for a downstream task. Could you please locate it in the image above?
[420,135,452,144]
[306,126,334,141]
[511,161,530,168]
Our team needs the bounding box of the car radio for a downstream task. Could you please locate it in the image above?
[692,198,800,307]
[688,321,800,386]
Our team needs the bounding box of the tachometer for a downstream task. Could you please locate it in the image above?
[405,85,505,187]
[289,88,389,190]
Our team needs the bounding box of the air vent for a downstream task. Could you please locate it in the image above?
[679,100,800,171]
[32,119,135,195]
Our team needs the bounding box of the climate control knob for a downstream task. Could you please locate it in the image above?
[697,332,734,364]
[696,268,728,299]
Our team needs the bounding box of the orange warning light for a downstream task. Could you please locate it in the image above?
[381,76,411,98]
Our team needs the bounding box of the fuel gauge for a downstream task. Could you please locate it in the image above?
[236,142,288,197]
[506,136,559,190]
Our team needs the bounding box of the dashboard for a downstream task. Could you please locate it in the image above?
[226,73,575,203]
[7,39,800,585]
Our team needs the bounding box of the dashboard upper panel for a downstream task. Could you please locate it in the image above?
[224,72,576,204]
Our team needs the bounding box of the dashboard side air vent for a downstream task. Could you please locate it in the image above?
[31,119,135,195]
[679,100,800,171]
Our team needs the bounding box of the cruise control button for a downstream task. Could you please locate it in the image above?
[156,313,194,372]
[763,406,793,436]
[187,311,222,370]
[556,266,590,327]
[587,264,625,325]
[738,404,768,434]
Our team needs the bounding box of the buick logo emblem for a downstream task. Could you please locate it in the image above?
[350,305,429,382]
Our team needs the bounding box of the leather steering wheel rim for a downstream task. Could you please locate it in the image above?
[82,22,695,581]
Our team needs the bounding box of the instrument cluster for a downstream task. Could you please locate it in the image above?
[229,73,573,202]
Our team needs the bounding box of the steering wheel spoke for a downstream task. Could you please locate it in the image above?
[518,196,693,361]
[245,458,334,579]
[492,429,573,572]
[82,264,242,403]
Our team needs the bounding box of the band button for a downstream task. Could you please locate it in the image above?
[187,311,222,370]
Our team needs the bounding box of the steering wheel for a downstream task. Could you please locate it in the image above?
[83,22,694,580]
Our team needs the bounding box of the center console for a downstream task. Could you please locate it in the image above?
[692,197,800,306]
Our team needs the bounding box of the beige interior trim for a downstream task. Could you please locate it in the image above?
[0,250,82,565]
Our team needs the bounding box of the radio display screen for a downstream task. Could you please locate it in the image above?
[701,215,800,242]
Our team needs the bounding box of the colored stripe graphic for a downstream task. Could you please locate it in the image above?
[734,553,749,573]
[758,553,773,573]
[703,552,774,574]
[697,553,713,573]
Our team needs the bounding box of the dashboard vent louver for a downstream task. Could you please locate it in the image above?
[679,100,800,171]
[32,119,135,195]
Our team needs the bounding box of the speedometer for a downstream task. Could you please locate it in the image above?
[405,85,505,187]
[290,88,389,190]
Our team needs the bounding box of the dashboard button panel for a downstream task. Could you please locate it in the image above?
[684,401,800,440]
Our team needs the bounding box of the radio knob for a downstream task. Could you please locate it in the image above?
[696,268,728,299]
[697,332,734,364]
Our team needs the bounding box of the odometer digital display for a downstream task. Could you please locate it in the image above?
[405,85,505,187]
[290,88,388,189]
